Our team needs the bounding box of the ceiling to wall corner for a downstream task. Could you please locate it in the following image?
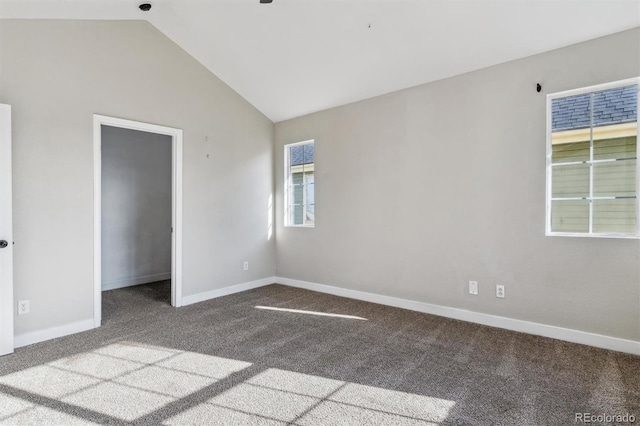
[1,0,639,122]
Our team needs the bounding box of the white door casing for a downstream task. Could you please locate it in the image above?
[0,104,13,356]
[93,114,183,327]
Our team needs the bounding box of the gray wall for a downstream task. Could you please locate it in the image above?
[275,28,640,342]
[0,20,275,335]
[101,126,172,291]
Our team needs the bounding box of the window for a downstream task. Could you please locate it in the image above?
[547,78,639,237]
[285,140,315,227]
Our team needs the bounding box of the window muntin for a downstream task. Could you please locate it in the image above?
[547,79,639,237]
[285,140,315,227]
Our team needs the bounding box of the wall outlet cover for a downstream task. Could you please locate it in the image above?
[18,300,30,315]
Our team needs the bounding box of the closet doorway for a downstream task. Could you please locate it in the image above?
[93,115,183,327]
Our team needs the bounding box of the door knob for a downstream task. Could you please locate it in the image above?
[0,240,8,249]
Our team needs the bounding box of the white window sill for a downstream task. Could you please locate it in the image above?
[546,232,640,239]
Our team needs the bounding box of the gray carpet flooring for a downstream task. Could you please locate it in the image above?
[0,281,638,425]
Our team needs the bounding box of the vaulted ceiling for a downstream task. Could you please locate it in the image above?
[1,0,639,122]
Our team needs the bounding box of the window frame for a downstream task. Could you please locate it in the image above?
[545,77,640,239]
[284,139,315,228]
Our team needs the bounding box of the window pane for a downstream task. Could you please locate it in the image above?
[305,204,315,226]
[292,204,304,225]
[551,93,591,164]
[552,164,589,198]
[592,199,636,234]
[302,144,314,165]
[593,159,636,197]
[594,135,637,161]
[291,171,303,225]
[305,172,314,203]
[551,200,589,233]
[285,140,314,227]
[552,93,591,132]
[290,146,304,166]
[552,140,589,164]
[592,85,637,127]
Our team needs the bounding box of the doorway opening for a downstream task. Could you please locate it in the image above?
[93,115,182,327]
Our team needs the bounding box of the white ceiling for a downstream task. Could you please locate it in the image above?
[1,0,639,122]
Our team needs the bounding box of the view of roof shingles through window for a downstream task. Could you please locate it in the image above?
[551,85,637,131]
[290,144,314,166]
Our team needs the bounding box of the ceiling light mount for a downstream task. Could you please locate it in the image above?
[138,2,152,12]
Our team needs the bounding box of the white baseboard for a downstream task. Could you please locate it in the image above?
[12,277,275,348]
[181,277,276,307]
[276,277,640,356]
[14,319,96,349]
[102,272,172,291]
[14,276,639,356]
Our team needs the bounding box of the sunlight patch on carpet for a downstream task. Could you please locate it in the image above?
[255,306,368,320]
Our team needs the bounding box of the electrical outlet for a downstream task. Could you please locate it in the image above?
[18,300,30,315]
[496,285,505,299]
[468,281,478,295]
[243,261,249,271]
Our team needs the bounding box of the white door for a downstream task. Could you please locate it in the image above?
[0,104,13,356]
